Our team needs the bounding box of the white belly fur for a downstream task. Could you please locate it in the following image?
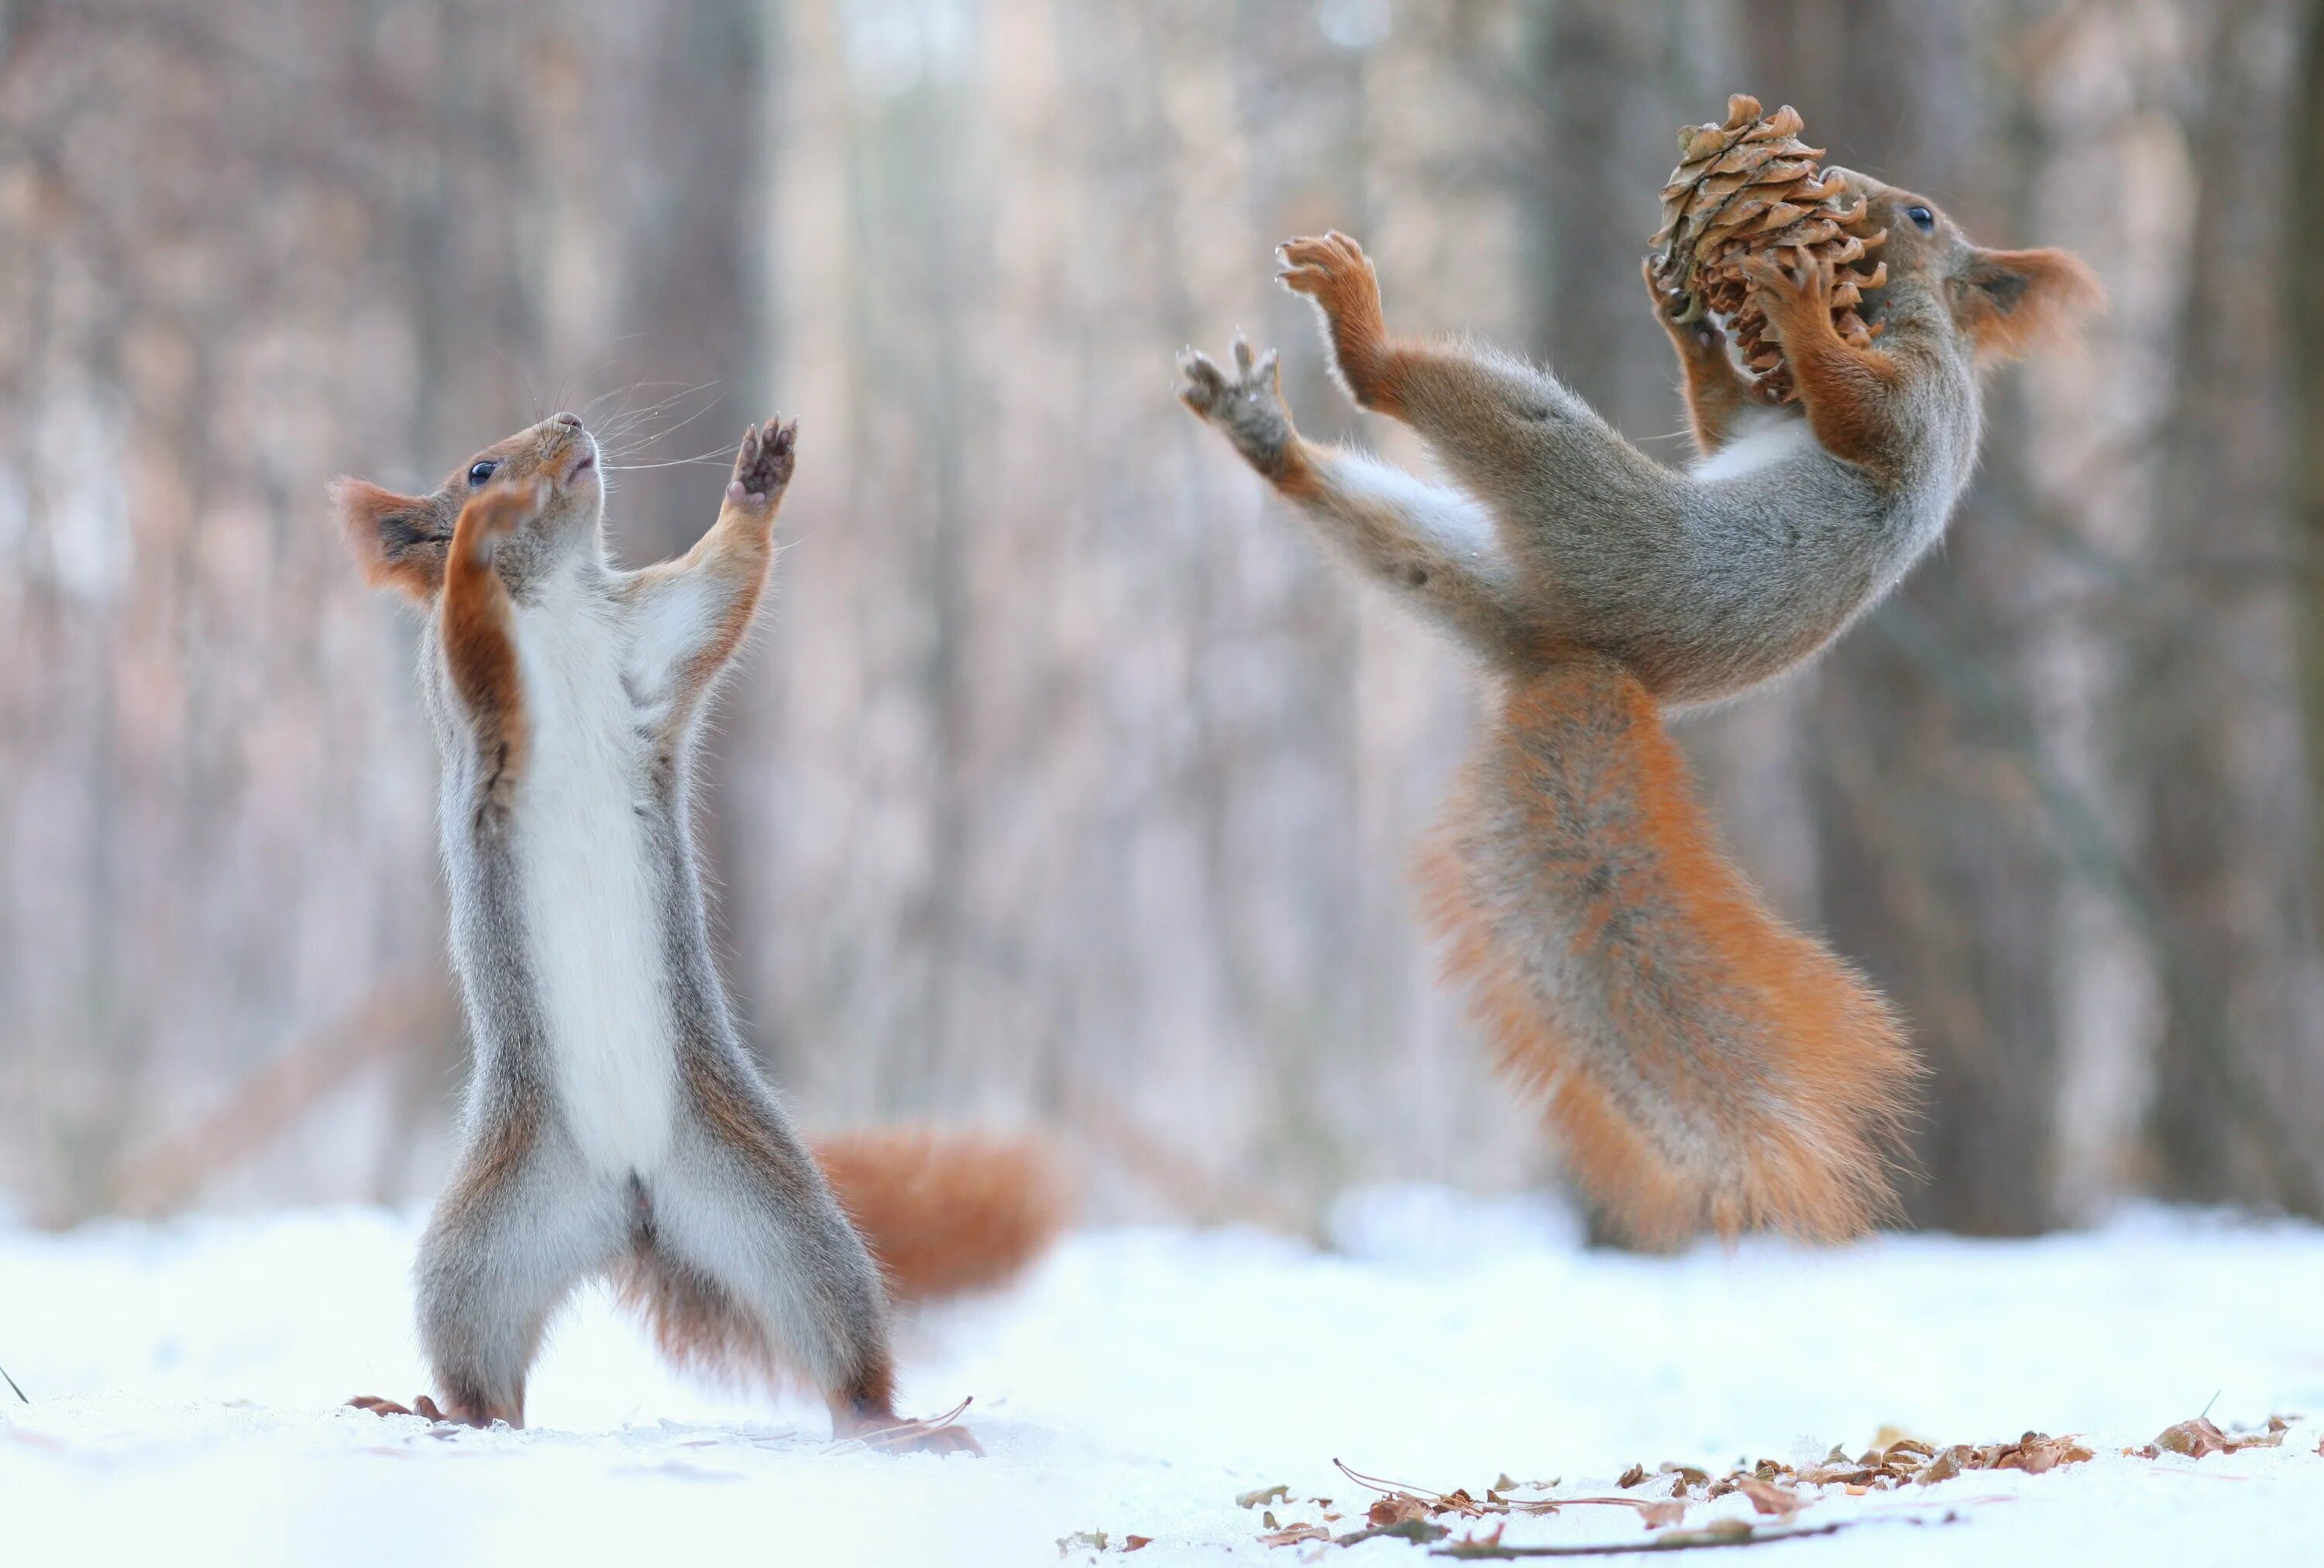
[513,583,679,1175]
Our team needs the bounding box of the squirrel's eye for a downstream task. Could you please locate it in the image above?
[467,460,499,487]
[1906,205,1935,232]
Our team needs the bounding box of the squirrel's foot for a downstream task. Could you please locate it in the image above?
[1277,232,1394,409]
[724,416,797,512]
[840,1410,986,1457]
[348,1393,456,1424]
[1177,335,1298,481]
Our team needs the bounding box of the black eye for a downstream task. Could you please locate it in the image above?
[1906,205,1935,232]
[467,459,499,487]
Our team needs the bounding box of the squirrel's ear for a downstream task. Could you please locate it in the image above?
[332,478,447,603]
[1953,246,2103,365]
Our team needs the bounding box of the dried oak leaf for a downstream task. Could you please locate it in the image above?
[1236,1484,1291,1510]
[1367,1494,1433,1528]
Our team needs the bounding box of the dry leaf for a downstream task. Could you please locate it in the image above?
[1366,1494,1432,1528]
[1056,1530,1108,1556]
[2154,1415,2286,1458]
[1256,1524,1329,1549]
[1736,1476,1803,1518]
[1122,1538,1151,1553]
[1617,1463,1648,1489]
[1638,1500,1686,1528]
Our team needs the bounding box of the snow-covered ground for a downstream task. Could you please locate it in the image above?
[3,1191,2318,1565]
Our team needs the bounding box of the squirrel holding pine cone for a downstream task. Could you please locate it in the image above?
[1179,95,2100,1245]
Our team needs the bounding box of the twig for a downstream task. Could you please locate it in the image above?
[0,1360,26,1402]
[1432,1513,1951,1558]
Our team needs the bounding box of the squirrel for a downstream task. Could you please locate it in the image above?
[331,412,1064,1446]
[1178,172,2099,1244]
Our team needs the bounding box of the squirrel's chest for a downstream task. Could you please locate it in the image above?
[510,600,679,1175]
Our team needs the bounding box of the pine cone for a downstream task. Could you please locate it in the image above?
[1646,95,1889,404]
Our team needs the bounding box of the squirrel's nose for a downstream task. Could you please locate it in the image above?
[551,411,583,428]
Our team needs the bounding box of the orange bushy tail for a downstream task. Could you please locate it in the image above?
[810,1127,1070,1303]
[1417,655,1918,1245]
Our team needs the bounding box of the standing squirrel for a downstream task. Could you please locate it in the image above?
[332,412,1064,1446]
[1179,173,2098,1243]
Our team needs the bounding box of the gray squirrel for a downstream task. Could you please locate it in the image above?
[334,414,1061,1443]
[1179,173,2098,1242]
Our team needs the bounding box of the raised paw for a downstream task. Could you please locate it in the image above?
[455,477,548,562]
[1643,256,1723,351]
[725,417,797,510]
[1738,247,1835,322]
[1277,231,1394,410]
[1277,231,1378,313]
[1176,335,1298,480]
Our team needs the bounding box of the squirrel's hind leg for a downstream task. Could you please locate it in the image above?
[400,1121,627,1428]
[652,1049,979,1454]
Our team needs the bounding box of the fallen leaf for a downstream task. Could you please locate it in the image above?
[1257,1523,1330,1548]
[1122,1538,1151,1553]
[1261,1511,1278,1529]
[1237,1484,1291,1510]
[1366,1494,1432,1528]
[1364,1518,1450,1545]
[1736,1476,1802,1518]
[2156,1418,2235,1458]
[1056,1530,1108,1556]
[1617,1463,1648,1488]
[1638,1499,1686,1528]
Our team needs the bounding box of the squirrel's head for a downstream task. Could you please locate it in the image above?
[332,412,603,603]
[1829,171,2102,366]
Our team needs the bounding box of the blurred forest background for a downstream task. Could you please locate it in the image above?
[5,0,2323,1238]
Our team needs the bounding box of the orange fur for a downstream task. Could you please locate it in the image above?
[1744,253,1907,475]
[1280,231,1404,417]
[1952,246,2103,366]
[1416,655,1919,1245]
[810,1127,1071,1305]
[332,477,447,603]
[438,482,539,813]
[1644,258,1755,457]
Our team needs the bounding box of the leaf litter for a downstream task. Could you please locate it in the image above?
[1248,1414,2316,1555]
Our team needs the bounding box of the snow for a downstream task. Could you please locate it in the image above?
[4,1189,2319,1566]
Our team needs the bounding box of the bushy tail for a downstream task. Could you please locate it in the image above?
[1416,655,1918,1245]
[810,1127,1071,1303]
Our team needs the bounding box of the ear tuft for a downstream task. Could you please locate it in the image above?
[1955,246,2104,365]
[332,477,445,602]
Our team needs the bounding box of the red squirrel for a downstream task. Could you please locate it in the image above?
[1180,174,2098,1243]
[333,414,1064,1444]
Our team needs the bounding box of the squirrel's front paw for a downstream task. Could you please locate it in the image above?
[725,417,797,511]
[1177,335,1295,475]
[456,477,548,562]
[1738,248,1834,325]
[1277,232,1380,318]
